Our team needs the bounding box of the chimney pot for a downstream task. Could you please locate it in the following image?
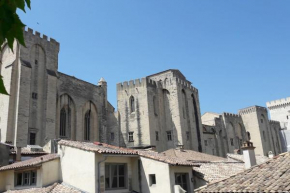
[241,141,257,169]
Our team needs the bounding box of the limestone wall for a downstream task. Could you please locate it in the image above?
[267,97,290,129]
[57,73,106,142]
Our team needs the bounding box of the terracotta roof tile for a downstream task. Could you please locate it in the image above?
[58,140,199,166]
[196,152,290,192]
[10,147,48,155]
[4,183,81,193]
[162,149,227,162]
[0,154,59,171]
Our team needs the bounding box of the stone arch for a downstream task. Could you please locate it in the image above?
[218,130,226,157]
[191,93,202,152]
[228,122,236,150]
[58,94,76,140]
[82,101,98,142]
[181,89,187,119]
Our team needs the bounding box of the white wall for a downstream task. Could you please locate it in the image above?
[59,145,96,193]
[140,157,172,193]
[41,159,61,187]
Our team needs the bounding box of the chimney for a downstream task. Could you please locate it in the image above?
[15,147,21,162]
[268,151,274,159]
[241,141,256,169]
[177,144,184,151]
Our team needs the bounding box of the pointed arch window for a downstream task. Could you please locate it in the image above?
[84,110,91,141]
[130,96,135,113]
[60,108,66,137]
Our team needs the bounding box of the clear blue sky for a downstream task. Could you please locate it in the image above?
[18,0,290,114]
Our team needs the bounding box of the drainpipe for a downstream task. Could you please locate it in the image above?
[98,155,107,193]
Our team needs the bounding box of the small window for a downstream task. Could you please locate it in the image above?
[15,170,37,187]
[155,131,159,141]
[166,131,172,141]
[128,132,134,142]
[130,96,135,113]
[149,174,156,186]
[230,138,234,146]
[261,119,264,123]
[32,92,38,100]
[204,140,208,146]
[186,131,190,141]
[29,133,36,145]
[287,115,289,120]
[110,133,115,141]
[35,60,38,64]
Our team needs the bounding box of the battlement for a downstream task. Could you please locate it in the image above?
[223,112,240,118]
[176,77,197,92]
[266,97,290,109]
[269,120,280,124]
[117,77,157,91]
[24,27,60,47]
[239,105,267,115]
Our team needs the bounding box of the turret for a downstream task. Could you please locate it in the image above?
[98,77,107,108]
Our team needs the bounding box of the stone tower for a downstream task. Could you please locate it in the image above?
[266,97,290,130]
[117,69,204,152]
[0,28,59,147]
[239,106,275,156]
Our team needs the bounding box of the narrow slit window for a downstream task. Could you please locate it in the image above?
[84,110,91,141]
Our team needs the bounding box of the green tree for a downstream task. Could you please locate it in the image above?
[0,0,31,95]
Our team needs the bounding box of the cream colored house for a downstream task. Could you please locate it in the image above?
[0,140,198,193]
[0,154,60,191]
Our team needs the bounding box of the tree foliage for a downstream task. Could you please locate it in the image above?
[0,0,31,95]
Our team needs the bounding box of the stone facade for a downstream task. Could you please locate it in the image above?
[0,28,112,148]
[117,70,204,152]
[202,106,282,157]
[0,27,285,158]
[266,97,290,130]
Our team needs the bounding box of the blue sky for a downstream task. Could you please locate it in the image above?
[18,0,290,114]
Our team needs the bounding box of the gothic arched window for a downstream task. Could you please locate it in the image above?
[130,96,135,113]
[84,110,91,141]
[60,108,66,137]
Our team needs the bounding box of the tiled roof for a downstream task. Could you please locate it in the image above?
[59,140,138,155]
[139,150,200,166]
[162,149,244,183]
[227,153,269,165]
[162,149,227,162]
[0,154,59,171]
[58,140,199,166]
[196,152,290,192]
[193,162,245,183]
[4,183,81,193]
[10,147,48,155]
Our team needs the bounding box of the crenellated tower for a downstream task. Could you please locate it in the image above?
[117,69,204,152]
[0,27,60,147]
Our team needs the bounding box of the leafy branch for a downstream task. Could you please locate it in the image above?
[0,0,31,95]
